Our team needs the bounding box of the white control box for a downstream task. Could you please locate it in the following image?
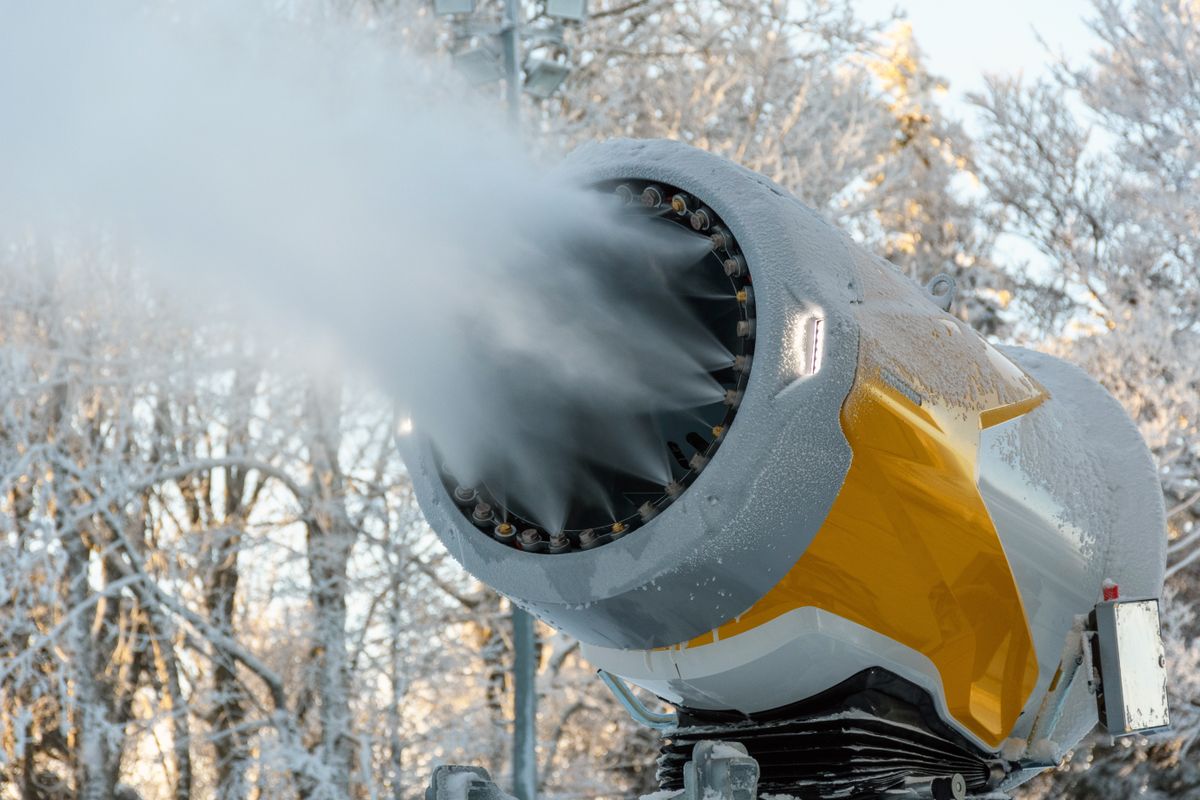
[1094,598,1171,735]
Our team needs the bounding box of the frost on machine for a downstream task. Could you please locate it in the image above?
[400,139,1171,800]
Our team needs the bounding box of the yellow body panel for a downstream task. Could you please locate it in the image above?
[682,288,1047,747]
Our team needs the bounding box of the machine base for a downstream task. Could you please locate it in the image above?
[658,669,1011,799]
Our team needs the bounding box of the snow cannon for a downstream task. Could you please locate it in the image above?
[403,139,1169,798]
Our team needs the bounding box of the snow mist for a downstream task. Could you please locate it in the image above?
[0,2,732,533]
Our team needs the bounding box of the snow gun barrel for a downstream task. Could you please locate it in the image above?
[402,140,1168,791]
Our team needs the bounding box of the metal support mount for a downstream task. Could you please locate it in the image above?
[426,766,517,800]
[683,741,760,800]
[1024,616,1090,751]
[428,743,1000,800]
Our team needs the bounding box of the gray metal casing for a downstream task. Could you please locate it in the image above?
[402,139,861,649]
[979,346,1168,749]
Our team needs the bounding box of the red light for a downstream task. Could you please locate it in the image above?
[1102,582,1120,602]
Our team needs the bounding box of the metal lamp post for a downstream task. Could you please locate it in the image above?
[430,5,586,799]
[436,0,580,124]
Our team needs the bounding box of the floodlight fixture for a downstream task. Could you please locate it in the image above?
[434,0,475,15]
[546,0,587,22]
[523,59,571,98]
[455,46,505,85]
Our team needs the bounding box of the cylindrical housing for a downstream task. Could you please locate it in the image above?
[402,139,1166,752]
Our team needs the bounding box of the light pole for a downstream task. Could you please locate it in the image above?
[430,5,587,799]
[498,5,527,797]
[501,0,521,124]
[511,606,536,800]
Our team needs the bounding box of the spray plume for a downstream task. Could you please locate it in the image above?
[0,2,733,532]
